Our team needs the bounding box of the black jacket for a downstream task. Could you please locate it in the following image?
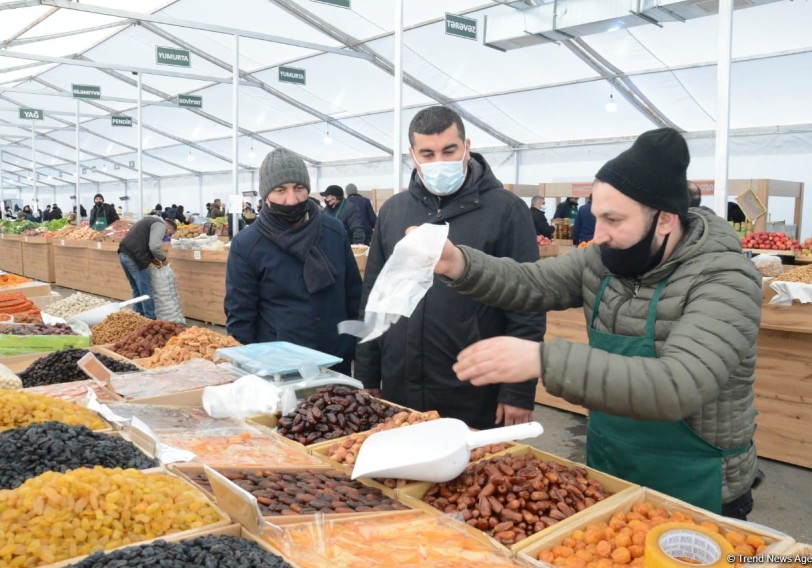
[89,203,119,228]
[530,208,555,238]
[355,153,546,430]
[324,199,365,244]
[553,200,579,220]
[346,194,377,240]
[225,214,363,374]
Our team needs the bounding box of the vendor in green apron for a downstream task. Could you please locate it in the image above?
[89,193,120,231]
[432,128,762,520]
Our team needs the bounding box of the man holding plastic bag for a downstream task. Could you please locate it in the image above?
[118,216,178,320]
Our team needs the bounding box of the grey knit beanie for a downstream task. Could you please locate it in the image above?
[259,148,310,200]
[345,183,358,195]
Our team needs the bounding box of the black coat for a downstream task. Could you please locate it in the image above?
[89,203,119,228]
[530,207,555,238]
[355,153,546,430]
[324,199,365,244]
[225,214,363,374]
[346,194,377,242]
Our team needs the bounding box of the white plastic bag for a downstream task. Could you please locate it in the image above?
[751,254,783,278]
[149,264,186,324]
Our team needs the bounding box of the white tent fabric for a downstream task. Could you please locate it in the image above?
[0,0,811,233]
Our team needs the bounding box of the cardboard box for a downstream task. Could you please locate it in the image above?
[514,487,793,564]
[395,445,637,552]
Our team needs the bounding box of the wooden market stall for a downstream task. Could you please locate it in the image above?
[0,234,24,275]
[167,248,229,326]
[21,236,55,282]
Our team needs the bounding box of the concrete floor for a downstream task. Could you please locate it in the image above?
[528,404,811,543]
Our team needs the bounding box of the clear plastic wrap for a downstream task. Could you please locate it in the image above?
[264,511,532,567]
[108,358,240,400]
[24,379,118,402]
[105,403,245,433]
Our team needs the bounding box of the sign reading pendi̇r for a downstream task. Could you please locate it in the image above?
[72,84,101,99]
[445,13,478,41]
[156,46,191,68]
[177,94,203,108]
[279,66,306,85]
[19,108,44,120]
[112,115,133,127]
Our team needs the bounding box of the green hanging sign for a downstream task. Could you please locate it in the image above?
[178,95,203,108]
[19,108,44,120]
[445,13,478,41]
[111,115,133,127]
[72,84,101,99]
[156,46,191,67]
[279,66,306,85]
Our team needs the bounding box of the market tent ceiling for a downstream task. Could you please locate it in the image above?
[0,0,811,187]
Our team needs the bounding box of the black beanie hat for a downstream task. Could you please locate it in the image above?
[595,128,690,217]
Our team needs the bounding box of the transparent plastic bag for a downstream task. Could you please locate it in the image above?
[751,254,783,278]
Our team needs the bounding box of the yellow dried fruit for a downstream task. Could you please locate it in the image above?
[0,467,222,566]
[0,390,106,431]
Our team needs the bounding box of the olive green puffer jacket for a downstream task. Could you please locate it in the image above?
[450,208,761,503]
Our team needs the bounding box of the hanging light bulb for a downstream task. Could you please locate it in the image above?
[248,142,256,159]
[323,127,333,145]
[187,149,195,162]
[101,162,108,172]
[605,93,618,113]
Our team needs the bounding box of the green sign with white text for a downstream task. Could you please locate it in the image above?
[72,84,101,99]
[178,94,203,108]
[112,115,133,127]
[445,13,478,41]
[19,108,44,120]
[311,0,350,8]
[279,66,306,85]
[156,46,191,67]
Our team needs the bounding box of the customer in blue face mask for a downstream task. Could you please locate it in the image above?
[354,106,546,430]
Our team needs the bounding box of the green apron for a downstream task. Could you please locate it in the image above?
[92,210,108,231]
[586,274,750,513]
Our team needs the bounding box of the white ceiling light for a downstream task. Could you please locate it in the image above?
[605,93,618,113]
[101,162,108,172]
[187,149,195,162]
[248,142,256,159]
[323,129,333,145]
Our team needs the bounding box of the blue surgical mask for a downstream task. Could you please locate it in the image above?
[413,150,467,196]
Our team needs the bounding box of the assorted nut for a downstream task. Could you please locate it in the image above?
[0,421,158,489]
[276,386,401,446]
[19,347,139,388]
[45,292,109,320]
[91,311,149,345]
[187,469,407,516]
[110,320,185,359]
[72,535,293,568]
[423,454,612,546]
[139,326,240,368]
[0,322,77,335]
[774,263,812,284]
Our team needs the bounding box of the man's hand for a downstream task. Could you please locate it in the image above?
[453,337,541,386]
[405,226,466,280]
[361,388,381,398]
[495,403,534,426]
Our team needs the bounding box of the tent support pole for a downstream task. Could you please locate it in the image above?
[31,122,37,213]
[137,72,143,219]
[514,150,520,185]
[714,0,733,219]
[393,0,403,193]
[232,34,240,236]
[75,99,80,225]
[0,151,4,215]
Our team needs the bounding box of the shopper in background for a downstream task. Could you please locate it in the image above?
[433,128,761,519]
[51,204,63,219]
[225,148,362,375]
[572,194,595,245]
[118,216,177,319]
[319,185,366,245]
[345,183,376,245]
[174,205,187,225]
[152,204,163,217]
[355,106,545,430]
[529,196,554,238]
[728,201,746,224]
[42,205,53,221]
[242,203,257,225]
[209,199,225,218]
[89,193,120,231]
[21,205,38,222]
[553,196,579,220]
[688,181,702,208]
[165,204,178,220]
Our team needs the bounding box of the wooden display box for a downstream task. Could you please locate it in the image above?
[84,245,131,300]
[21,236,55,282]
[395,445,637,552]
[0,234,24,275]
[0,279,51,299]
[513,487,792,563]
[167,248,228,325]
[538,244,559,258]
[53,240,91,292]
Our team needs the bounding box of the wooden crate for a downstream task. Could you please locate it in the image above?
[538,244,559,258]
[53,241,91,292]
[168,249,228,325]
[395,445,637,552]
[537,307,588,414]
[85,247,131,300]
[514,487,792,564]
[21,237,55,282]
[0,234,24,275]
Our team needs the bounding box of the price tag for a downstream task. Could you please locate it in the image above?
[60,239,65,246]
[96,242,102,249]
[193,250,201,260]
[24,236,28,243]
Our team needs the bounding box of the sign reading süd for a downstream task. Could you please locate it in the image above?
[72,84,101,99]
[445,13,478,41]
[279,66,306,85]
[156,46,191,68]
[19,108,44,120]
[177,94,203,108]
[112,115,133,127]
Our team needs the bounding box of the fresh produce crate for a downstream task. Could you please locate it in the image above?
[396,445,637,551]
[514,487,792,566]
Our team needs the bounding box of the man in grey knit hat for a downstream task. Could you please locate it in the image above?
[225,148,363,375]
[345,183,376,245]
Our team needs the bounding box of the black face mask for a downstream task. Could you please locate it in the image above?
[600,211,670,278]
[268,200,308,225]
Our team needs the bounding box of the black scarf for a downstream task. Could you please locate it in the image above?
[255,200,337,294]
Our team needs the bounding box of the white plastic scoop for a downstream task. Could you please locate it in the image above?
[70,295,150,326]
[351,418,543,483]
